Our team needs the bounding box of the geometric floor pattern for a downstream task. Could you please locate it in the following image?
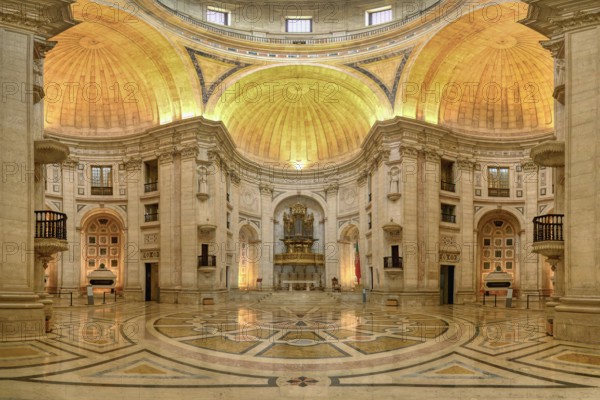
[2,292,600,399]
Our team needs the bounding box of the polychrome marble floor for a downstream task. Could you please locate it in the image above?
[2,292,600,400]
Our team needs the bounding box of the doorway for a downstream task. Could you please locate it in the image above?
[201,243,209,266]
[145,263,159,301]
[440,265,455,305]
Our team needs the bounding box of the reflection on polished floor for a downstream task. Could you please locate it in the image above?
[2,292,600,399]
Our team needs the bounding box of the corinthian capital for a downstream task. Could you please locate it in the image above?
[123,157,142,171]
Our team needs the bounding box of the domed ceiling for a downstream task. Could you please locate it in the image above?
[209,65,390,164]
[44,0,199,136]
[399,2,554,136]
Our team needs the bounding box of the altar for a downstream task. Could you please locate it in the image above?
[282,280,317,291]
[273,203,325,290]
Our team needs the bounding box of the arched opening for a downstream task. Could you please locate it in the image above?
[477,213,520,297]
[238,224,260,290]
[272,195,325,290]
[339,224,360,290]
[80,213,125,292]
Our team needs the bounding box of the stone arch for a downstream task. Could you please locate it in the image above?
[476,209,523,296]
[79,209,126,291]
[338,223,360,290]
[237,223,261,290]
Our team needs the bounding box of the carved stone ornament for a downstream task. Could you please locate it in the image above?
[521,159,538,174]
[123,157,142,171]
[400,145,419,158]
[457,158,475,170]
[325,181,339,195]
[229,169,241,184]
[259,182,273,196]
[540,36,565,59]
[423,147,441,163]
[62,156,79,169]
[357,169,369,185]
[157,149,175,163]
[179,144,199,159]
[550,11,600,32]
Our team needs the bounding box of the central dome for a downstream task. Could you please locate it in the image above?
[210,66,389,164]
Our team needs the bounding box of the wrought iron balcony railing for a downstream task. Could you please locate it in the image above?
[198,255,217,268]
[441,213,456,223]
[383,256,403,269]
[144,213,159,223]
[144,181,158,192]
[91,186,113,196]
[441,181,456,192]
[533,214,564,242]
[35,211,67,240]
[488,188,510,197]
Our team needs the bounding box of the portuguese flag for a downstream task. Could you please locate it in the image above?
[355,242,361,284]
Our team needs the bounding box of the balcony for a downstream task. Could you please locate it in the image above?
[488,188,510,197]
[532,214,564,257]
[530,140,565,167]
[91,186,113,196]
[144,181,158,193]
[34,211,69,267]
[274,252,325,266]
[441,181,456,192]
[441,213,456,223]
[198,255,217,268]
[383,256,403,271]
[144,213,159,223]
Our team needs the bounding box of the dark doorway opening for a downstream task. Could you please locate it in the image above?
[145,263,159,301]
[440,265,455,305]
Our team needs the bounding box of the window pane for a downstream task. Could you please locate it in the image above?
[286,18,312,33]
[368,9,392,25]
[91,167,100,187]
[207,9,227,25]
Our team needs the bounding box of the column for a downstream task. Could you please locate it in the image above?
[522,160,540,296]
[157,147,179,302]
[522,0,600,342]
[400,145,419,294]
[456,158,476,303]
[60,157,80,292]
[324,182,339,290]
[229,170,241,290]
[259,183,274,290]
[422,148,441,295]
[0,1,75,339]
[179,145,199,295]
[123,157,143,300]
[556,12,600,342]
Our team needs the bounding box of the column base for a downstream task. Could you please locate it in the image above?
[455,290,477,304]
[0,293,45,341]
[122,289,144,302]
[554,297,600,343]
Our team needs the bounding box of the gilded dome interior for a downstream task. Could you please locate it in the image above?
[400,2,554,136]
[44,0,554,159]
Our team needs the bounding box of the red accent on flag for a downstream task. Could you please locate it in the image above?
[355,242,361,284]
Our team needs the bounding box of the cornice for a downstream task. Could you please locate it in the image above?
[0,0,77,37]
[44,116,554,187]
